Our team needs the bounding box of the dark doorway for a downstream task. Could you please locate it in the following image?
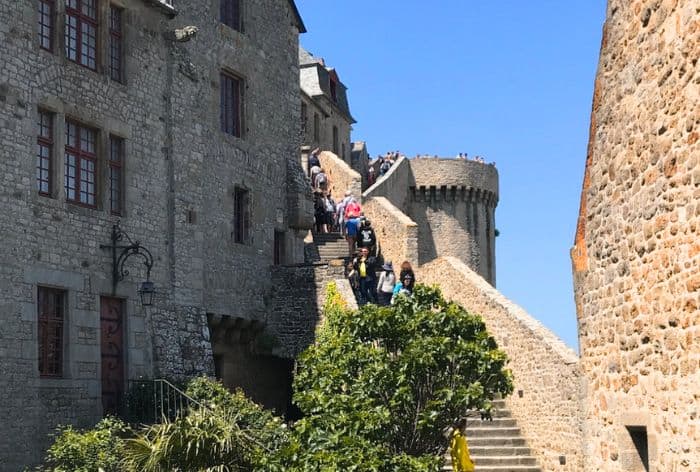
[100,297,125,416]
[627,426,649,472]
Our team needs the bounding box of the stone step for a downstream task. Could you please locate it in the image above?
[466,427,521,438]
[464,417,517,428]
[468,437,527,448]
[470,455,538,466]
[442,466,541,472]
[469,446,532,456]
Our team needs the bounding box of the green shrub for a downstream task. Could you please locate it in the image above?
[43,417,129,472]
[121,377,288,472]
[275,283,513,470]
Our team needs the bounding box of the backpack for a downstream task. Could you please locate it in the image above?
[380,162,391,173]
[345,200,361,219]
[325,197,335,213]
[316,172,327,186]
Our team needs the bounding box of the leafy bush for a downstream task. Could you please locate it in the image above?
[121,377,288,472]
[276,283,513,470]
[42,417,129,472]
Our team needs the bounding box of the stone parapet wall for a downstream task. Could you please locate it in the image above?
[362,197,418,266]
[417,257,584,472]
[318,151,362,200]
[573,1,700,470]
[362,155,411,210]
[268,261,356,359]
[409,158,499,197]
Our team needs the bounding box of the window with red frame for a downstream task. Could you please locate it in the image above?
[38,0,55,51]
[109,136,124,215]
[38,287,65,377]
[65,120,97,207]
[37,110,53,196]
[65,0,98,70]
[109,6,123,82]
[220,72,243,137]
[220,0,242,31]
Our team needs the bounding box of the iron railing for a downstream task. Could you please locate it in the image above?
[123,378,204,424]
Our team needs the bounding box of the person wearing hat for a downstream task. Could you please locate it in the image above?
[376,260,396,306]
[391,272,414,305]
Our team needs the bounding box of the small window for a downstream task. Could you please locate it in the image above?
[342,143,346,161]
[65,0,98,70]
[313,113,320,142]
[626,426,649,471]
[109,136,124,215]
[329,78,337,102]
[220,0,242,31]
[301,102,308,136]
[332,126,339,155]
[65,120,97,207]
[38,0,55,51]
[220,72,243,138]
[109,6,124,82]
[233,187,250,244]
[274,230,285,265]
[38,287,65,378]
[37,110,53,196]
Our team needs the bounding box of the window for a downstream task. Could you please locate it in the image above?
[233,187,250,244]
[65,0,98,70]
[342,143,346,161]
[65,120,97,207]
[626,426,650,471]
[332,126,339,154]
[274,230,285,265]
[109,136,124,215]
[38,0,55,51]
[109,6,123,82]
[220,72,243,137]
[37,110,53,196]
[301,102,308,136]
[220,0,241,31]
[38,287,65,377]
[313,113,320,142]
[329,78,337,102]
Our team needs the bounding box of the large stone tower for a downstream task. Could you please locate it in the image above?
[572,1,699,471]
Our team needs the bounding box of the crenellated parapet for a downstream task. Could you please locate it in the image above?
[363,156,499,285]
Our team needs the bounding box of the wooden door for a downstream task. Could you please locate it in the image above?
[100,297,125,416]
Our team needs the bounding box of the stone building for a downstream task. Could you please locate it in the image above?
[0,0,310,469]
[572,1,700,470]
[299,46,355,163]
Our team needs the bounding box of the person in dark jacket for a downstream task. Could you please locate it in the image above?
[352,247,377,305]
[399,261,416,292]
[356,218,377,257]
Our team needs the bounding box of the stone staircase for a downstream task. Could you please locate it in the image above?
[444,399,541,472]
[312,232,348,262]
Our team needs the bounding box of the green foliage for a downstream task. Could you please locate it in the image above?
[42,417,129,472]
[278,284,513,470]
[121,377,289,472]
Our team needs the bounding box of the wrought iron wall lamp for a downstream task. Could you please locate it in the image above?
[101,222,156,306]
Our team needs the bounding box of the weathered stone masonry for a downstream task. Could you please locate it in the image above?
[0,0,310,469]
[573,1,700,471]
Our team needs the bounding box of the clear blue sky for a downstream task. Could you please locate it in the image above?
[296,0,608,350]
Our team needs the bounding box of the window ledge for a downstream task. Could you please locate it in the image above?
[142,0,178,18]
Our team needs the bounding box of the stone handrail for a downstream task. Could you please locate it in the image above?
[362,197,418,266]
[362,155,411,210]
[318,151,362,201]
[416,257,583,472]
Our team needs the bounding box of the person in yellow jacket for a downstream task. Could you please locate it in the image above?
[449,418,475,472]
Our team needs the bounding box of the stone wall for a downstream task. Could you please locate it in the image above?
[0,0,307,468]
[362,197,418,266]
[572,1,700,470]
[362,155,412,210]
[318,150,362,200]
[417,257,584,472]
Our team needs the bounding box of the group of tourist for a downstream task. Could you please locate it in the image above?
[348,256,416,307]
[308,148,417,307]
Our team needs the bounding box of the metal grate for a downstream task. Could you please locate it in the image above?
[123,378,204,424]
